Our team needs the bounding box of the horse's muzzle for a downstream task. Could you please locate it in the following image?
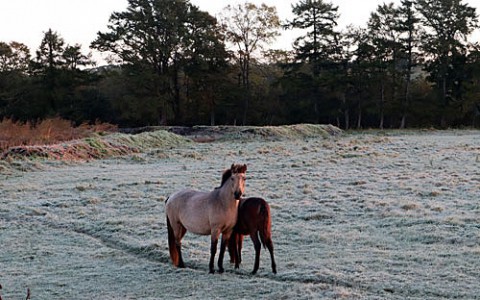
[234,191,242,200]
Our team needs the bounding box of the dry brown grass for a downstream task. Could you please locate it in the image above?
[0,118,117,151]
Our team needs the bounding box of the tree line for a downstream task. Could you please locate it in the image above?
[1,0,480,129]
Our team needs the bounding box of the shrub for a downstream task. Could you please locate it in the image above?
[0,118,117,151]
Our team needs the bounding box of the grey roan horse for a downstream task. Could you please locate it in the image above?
[165,164,247,273]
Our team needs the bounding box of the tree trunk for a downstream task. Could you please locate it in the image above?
[356,100,362,129]
[172,63,182,124]
[379,81,385,129]
[342,93,349,130]
[240,54,250,126]
[210,96,216,126]
[440,76,448,128]
[401,74,411,129]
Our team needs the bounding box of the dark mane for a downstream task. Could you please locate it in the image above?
[219,164,247,188]
[219,169,232,187]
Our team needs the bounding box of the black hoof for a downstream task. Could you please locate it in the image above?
[218,268,224,274]
[209,269,215,274]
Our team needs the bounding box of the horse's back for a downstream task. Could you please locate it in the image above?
[166,189,210,213]
[166,189,212,235]
[239,197,268,216]
[236,197,269,234]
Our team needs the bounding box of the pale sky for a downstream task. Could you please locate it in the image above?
[0,0,479,65]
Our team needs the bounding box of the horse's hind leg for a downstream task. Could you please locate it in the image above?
[176,225,187,268]
[265,237,276,274]
[228,233,236,264]
[250,232,261,275]
[237,235,244,268]
[167,216,181,267]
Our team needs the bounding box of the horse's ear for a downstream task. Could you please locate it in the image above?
[230,163,247,174]
[239,164,247,173]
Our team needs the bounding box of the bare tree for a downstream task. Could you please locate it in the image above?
[220,2,280,125]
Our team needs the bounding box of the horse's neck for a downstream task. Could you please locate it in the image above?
[213,186,235,206]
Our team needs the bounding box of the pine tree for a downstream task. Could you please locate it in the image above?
[416,0,479,127]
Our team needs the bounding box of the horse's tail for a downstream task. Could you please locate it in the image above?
[258,199,272,249]
[166,215,179,266]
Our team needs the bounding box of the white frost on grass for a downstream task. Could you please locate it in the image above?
[1,130,479,299]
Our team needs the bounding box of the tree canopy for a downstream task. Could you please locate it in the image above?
[1,0,479,129]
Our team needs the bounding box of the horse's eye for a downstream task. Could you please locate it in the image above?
[231,177,234,181]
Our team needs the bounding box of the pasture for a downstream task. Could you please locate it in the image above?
[1,128,479,299]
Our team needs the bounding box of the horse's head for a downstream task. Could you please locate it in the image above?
[221,164,247,200]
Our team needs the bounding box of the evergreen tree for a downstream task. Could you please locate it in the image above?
[92,0,227,125]
[0,41,31,120]
[28,29,97,122]
[31,29,66,116]
[397,0,421,128]
[416,0,479,127]
[285,0,340,123]
[367,2,403,129]
[63,44,93,70]
[287,0,339,76]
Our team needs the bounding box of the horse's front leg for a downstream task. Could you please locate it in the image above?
[218,231,232,273]
[209,229,221,274]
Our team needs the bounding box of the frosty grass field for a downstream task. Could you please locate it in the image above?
[1,126,479,299]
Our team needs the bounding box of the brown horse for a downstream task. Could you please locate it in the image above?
[228,197,277,274]
[165,164,247,274]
